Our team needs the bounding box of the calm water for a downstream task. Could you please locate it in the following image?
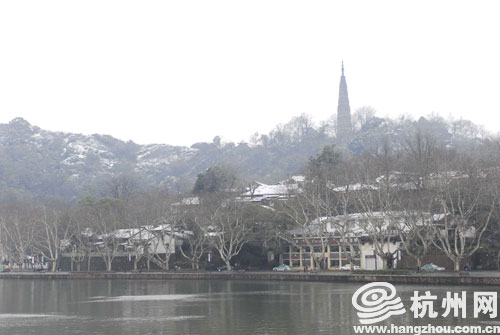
[0,279,498,335]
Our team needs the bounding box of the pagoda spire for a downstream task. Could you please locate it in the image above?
[336,61,352,141]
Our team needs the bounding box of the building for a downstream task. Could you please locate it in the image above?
[336,61,352,141]
[279,212,409,271]
[237,176,304,203]
[61,224,191,271]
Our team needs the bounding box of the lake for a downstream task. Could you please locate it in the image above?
[0,279,498,334]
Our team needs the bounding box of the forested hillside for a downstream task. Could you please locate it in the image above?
[0,110,490,201]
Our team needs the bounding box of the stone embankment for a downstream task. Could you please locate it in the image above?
[1,271,499,286]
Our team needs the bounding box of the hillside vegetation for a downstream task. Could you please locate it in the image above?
[0,110,491,200]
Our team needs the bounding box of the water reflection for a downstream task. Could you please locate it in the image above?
[0,279,497,335]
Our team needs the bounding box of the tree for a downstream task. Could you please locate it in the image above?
[401,129,440,190]
[178,210,209,270]
[396,130,442,266]
[143,220,177,271]
[32,203,72,272]
[354,208,401,270]
[354,140,402,270]
[0,201,36,268]
[104,175,138,201]
[329,160,366,270]
[193,164,255,270]
[193,164,239,194]
[282,114,316,143]
[305,144,341,181]
[125,188,175,270]
[352,106,377,132]
[483,220,500,270]
[275,144,347,270]
[277,195,332,270]
[318,114,337,138]
[204,196,257,270]
[429,160,497,271]
[396,208,436,269]
[67,209,93,271]
[276,172,336,270]
[78,196,128,272]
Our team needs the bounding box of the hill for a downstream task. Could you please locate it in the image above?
[0,112,488,200]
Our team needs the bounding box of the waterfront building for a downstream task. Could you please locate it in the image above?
[279,212,406,271]
[61,224,191,271]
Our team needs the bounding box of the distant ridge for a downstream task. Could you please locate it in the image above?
[0,114,487,200]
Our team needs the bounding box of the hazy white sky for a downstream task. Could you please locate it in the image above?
[1,1,499,146]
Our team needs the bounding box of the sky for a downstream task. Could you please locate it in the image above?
[1,1,499,146]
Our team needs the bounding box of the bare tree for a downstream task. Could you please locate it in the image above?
[352,106,377,131]
[144,220,177,271]
[430,161,497,271]
[354,140,402,270]
[276,180,335,270]
[105,175,138,201]
[204,197,257,270]
[33,203,72,272]
[397,132,441,268]
[178,211,208,270]
[0,203,36,269]
[329,159,368,270]
[355,208,400,270]
[396,208,436,269]
[69,220,91,271]
[401,130,436,188]
[79,197,128,272]
[275,144,356,271]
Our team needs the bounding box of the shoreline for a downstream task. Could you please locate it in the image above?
[1,271,500,286]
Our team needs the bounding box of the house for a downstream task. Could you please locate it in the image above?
[279,211,445,271]
[238,176,304,203]
[61,224,192,271]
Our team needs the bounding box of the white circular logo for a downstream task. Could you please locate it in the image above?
[352,282,406,324]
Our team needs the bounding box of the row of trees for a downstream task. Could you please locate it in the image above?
[1,128,500,272]
[0,182,269,272]
[276,129,500,272]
